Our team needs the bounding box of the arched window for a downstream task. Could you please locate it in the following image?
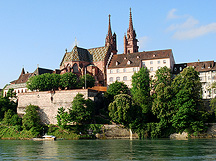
[116,77,120,81]
[109,77,113,82]
[73,63,78,72]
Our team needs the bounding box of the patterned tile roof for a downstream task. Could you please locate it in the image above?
[60,46,110,66]
[88,46,110,62]
[108,49,173,68]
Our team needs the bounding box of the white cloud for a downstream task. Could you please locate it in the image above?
[167,8,180,20]
[138,36,149,50]
[167,16,199,31]
[173,23,216,40]
[166,9,216,40]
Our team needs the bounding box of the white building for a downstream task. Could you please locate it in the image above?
[173,61,216,99]
[107,49,175,88]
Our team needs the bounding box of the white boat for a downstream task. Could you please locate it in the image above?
[32,134,56,141]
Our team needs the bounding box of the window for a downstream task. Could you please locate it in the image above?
[179,67,182,71]
[174,67,177,71]
[123,68,126,72]
[208,76,211,80]
[133,68,136,72]
[116,77,120,81]
[127,60,131,65]
[150,67,153,71]
[73,63,78,72]
[200,77,202,81]
[157,60,160,64]
[109,77,113,82]
[123,76,127,81]
[163,60,166,64]
[150,61,153,64]
[157,66,161,69]
[117,69,120,73]
[142,62,145,67]
[110,69,113,73]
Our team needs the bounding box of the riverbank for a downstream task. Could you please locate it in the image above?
[2,123,216,140]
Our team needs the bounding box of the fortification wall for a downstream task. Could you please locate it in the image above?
[17,89,98,125]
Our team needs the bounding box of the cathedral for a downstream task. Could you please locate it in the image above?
[59,8,139,86]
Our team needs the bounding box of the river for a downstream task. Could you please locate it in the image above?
[1,139,216,160]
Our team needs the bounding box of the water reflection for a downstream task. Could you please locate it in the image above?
[1,139,216,160]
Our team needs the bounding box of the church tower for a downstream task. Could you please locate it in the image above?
[105,14,117,54]
[124,8,139,54]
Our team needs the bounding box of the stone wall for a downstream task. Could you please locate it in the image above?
[96,125,139,139]
[17,89,98,125]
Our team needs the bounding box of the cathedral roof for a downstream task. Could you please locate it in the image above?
[88,46,110,62]
[60,46,110,66]
[108,49,173,68]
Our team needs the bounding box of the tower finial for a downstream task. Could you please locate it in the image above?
[108,14,112,37]
[75,37,77,46]
[129,8,133,31]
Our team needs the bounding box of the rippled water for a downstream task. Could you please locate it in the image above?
[1,139,216,160]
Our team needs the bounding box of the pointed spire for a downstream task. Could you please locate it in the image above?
[129,8,133,32]
[21,67,25,75]
[108,14,112,37]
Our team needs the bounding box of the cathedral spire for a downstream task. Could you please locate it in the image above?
[108,14,112,37]
[105,14,117,54]
[124,8,139,54]
[129,8,133,32]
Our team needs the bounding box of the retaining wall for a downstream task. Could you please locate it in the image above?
[17,89,98,125]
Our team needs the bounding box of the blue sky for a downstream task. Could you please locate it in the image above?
[0,0,216,89]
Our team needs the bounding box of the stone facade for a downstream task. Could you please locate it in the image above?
[17,89,98,125]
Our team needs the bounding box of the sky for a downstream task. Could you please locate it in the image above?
[0,0,216,89]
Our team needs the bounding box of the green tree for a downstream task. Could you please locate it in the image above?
[56,107,69,129]
[108,94,135,128]
[69,94,94,124]
[153,66,172,90]
[3,109,22,126]
[6,88,17,99]
[22,105,41,131]
[27,73,61,91]
[60,72,78,89]
[131,67,152,117]
[152,83,175,137]
[79,74,95,88]
[171,67,205,134]
[0,96,17,121]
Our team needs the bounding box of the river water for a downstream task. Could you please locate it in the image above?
[1,139,216,160]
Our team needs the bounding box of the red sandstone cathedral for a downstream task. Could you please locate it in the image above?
[59,8,139,86]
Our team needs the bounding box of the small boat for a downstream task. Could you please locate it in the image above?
[32,134,56,141]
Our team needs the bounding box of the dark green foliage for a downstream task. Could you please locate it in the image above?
[56,107,69,129]
[69,94,94,125]
[6,88,16,99]
[60,72,78,89]
[131,67,152,120]
[107,81,129,99]
[171,67,205,134]
[108,94,135,128]
[27,73,61,91]
[3,109,22,126]
[22,105,42,132]
[0,96,17,121]
[79,74,95,88]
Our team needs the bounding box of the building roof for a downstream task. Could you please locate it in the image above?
[32,67,53,75]
[88,46,110,62]
[187,61,216,72]
[174,61,216,74]
[60,46,110,66]
[108,49,173,68]
[4,83,27,90]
